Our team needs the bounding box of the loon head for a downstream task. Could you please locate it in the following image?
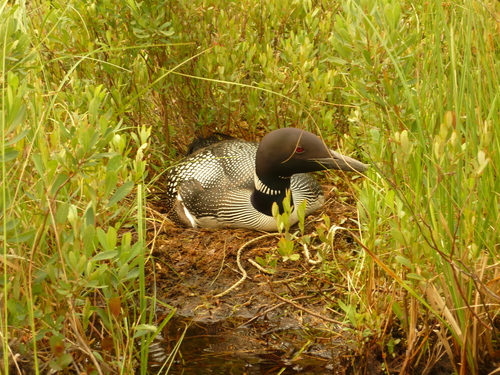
[255,128,367,179]
[251,128,367,216]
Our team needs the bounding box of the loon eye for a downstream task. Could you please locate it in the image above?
[295,146,305,154]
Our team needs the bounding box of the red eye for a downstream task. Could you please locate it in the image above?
[295,146,305,154]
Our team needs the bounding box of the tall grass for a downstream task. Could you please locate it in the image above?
[0,0,498,374]
[349,0,499,373]
[1,1,163,373]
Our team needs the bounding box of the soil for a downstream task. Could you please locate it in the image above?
[145,181,386,375]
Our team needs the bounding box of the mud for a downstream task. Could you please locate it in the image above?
[146,182,366,374]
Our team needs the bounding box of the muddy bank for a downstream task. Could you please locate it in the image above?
[146,184,370,374]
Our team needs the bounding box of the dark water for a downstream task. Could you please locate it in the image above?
[147,317,350,375]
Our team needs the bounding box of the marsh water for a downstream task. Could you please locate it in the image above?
[147,316,352,374]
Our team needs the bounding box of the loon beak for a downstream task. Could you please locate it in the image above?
[315,150,368,173]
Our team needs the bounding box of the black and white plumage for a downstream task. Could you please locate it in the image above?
[165,128,367,231]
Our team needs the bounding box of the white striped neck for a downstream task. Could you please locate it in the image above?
[251,173,292,216]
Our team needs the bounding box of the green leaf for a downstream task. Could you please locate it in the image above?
[50,173,69,195]
[117,264,130,279]
[125,268,140,280]
[7,105,26,133]
[0,148,19,162]
[106,227,117,250]
[255,256,266,267]
[56,202,70,224]
[395,255,413,269]
[92,250,118,261]
[133,324,158,338]
[48,360,64,372]
[59,353,73,368]
[338,300,357,326]
[296,200,307,233]
[0,219,18,233]
[92,351,104,362]
[362,49,372,66]
[7,229,36,244]
[104,171,118,198]
[96,228,108,251]
[392,300,404,321]
[32,154,44,176]
[406,273,425,281]
[83,225,96,257]
[5,129,28,146]
[85,205,95,227]
[106,154,123,172]
[107,181,134,207]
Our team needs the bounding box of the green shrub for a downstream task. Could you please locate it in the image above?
[1,0,498,373]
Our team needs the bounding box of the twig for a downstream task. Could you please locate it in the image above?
[214,233,278,298]
[272,292,345,325]
[240,295,322,327]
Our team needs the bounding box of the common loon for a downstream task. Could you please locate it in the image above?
[165,128,367,231]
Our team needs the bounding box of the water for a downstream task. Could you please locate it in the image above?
[147,316,350,374]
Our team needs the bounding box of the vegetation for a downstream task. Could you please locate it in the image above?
[1,0,498,374]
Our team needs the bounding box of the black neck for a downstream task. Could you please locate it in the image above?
[250,176,292,216]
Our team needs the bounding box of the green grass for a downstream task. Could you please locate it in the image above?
[354,1,500,372]
[1,0,499,374]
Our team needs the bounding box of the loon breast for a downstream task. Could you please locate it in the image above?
[164,128,367,231]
